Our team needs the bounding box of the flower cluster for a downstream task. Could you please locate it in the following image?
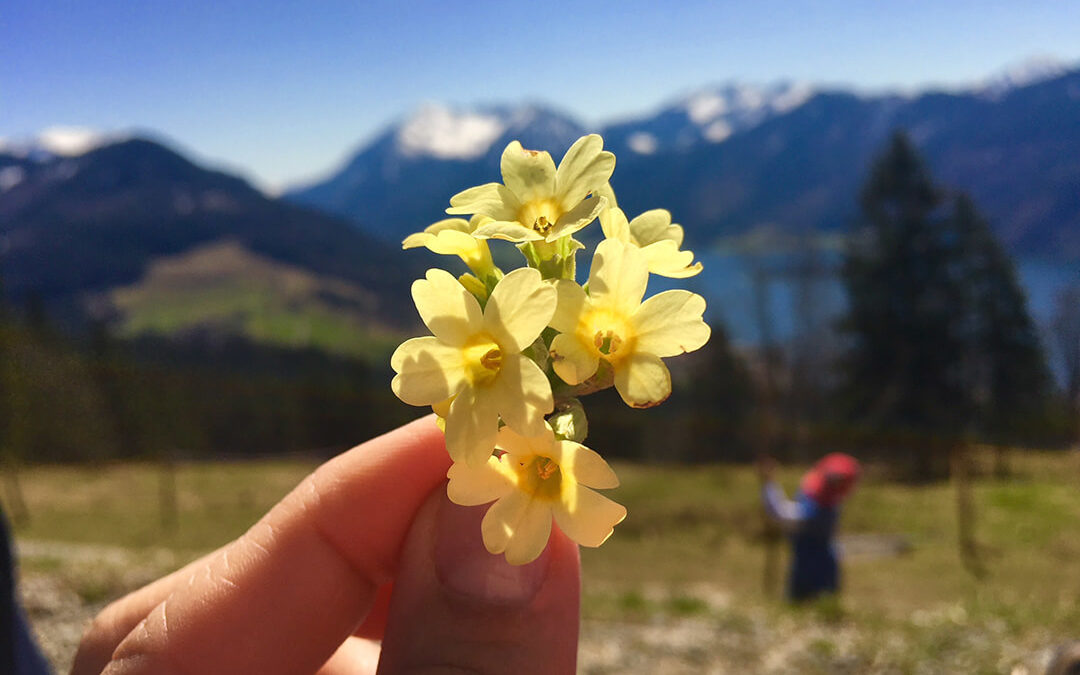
[391,135,710,564]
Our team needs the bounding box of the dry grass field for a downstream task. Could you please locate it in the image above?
[6,448,1080,673]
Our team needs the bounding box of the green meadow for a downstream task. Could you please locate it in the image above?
[8,449,1080,673]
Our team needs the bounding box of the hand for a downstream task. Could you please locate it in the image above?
[756,455,777,483]
[72,416,580,674]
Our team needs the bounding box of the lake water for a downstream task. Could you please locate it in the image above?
[663,251,1079,380]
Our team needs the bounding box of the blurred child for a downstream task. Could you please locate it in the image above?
[757,453,861,602]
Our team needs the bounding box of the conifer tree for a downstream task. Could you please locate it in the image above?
[952,194,1050,447]
[839,132,968,476]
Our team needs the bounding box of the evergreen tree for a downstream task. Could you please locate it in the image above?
[839,132,969,472]
[952,194,1050,445]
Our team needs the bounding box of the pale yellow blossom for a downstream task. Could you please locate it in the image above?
[402,215,497,278]
[446,135,615,243]
[548,239,710,407]
[447,423,626,565]
[391,267,556,465]
[599,207,702,278]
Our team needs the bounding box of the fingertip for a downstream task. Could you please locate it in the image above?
[377,488,580,674]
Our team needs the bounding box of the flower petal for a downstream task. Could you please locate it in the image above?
[550,280,587,334]
[640,241,702,278]
[598,206,631,242]
[557,441,619,489]
[495,423,553,459]
[492,354,553,438]
[404,230,493,271]
[482,490,553,565]
[483,268,556,351]
[589,238,649,316]
[425,217,472,234]
[500,141,557,203]
[613,351,671,408]
[547,194,606,242]
[390,337,467,406]
[447,182,521,221]
[412,269,484,346]
[627,209,677,246]
[553,485,626,548]
[472,220,544,242]
[445,384,500,466]
[550,333,599,385]
[447,456,514,506]
[632,290,711,357]
[555,134,616,211]
[432,396,454,418]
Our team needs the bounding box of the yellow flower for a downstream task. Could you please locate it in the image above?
[402,214,497,278]
[446,134,615,243]
[447,423,626,565]
[599,207,702,278]
[548,239,710,407]
[391,267,556,465]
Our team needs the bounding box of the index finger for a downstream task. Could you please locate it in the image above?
[84,415,450,675]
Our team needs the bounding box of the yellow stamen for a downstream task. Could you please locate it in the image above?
[462,337,502,385]
[480,348,502,371]
[593,330,623,356]
[536,457,558,480]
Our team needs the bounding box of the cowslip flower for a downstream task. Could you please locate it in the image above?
[391,267,556,465]
[599,207,703,278]
[549,239,710,407]
[447,423,626,565]
[402,214,498,280]
[446,135,615,243]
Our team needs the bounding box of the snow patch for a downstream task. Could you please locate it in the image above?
[38,126,107,155]
[397,104,506,159]
[704,120,733,143]
[0,126,117,159]
[686,93,728,124]
[0,166,24,191]
[980,55,1071,97]
[771,82,814,113]
[628,132,658,154]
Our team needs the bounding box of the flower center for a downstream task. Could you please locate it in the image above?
[461,336,502,385]
[582,308,633,363]
[593,330,623,356]
[518,199,562,236]
[519,455,562,500]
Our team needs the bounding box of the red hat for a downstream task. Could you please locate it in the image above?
[801,453,861,507]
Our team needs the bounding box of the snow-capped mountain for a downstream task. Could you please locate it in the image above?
[286,103,586,237]
[977,55,1073,99]
[286,66,1080,261]
[0,126,117,160]
[395,105,507,160]
[602,81,814,156]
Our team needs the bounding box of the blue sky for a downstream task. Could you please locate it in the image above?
[3,0,1079,190]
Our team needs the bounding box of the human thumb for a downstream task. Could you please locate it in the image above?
[376,485,580,674]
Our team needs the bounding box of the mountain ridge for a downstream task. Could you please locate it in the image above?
[286,65,1080,261]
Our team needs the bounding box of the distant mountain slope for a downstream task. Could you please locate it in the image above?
[0,138,420,331]
[286,69,1080,260]
[109,240,400,359]
[611,71,1080,259]
[287,104,586,241]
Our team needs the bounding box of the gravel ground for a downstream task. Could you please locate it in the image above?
[16,539,1060,674]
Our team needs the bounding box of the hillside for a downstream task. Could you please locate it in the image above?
[288,69,1080,261]
[0,138,423,355]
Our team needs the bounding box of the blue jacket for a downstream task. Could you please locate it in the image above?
[762,483,841,601]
